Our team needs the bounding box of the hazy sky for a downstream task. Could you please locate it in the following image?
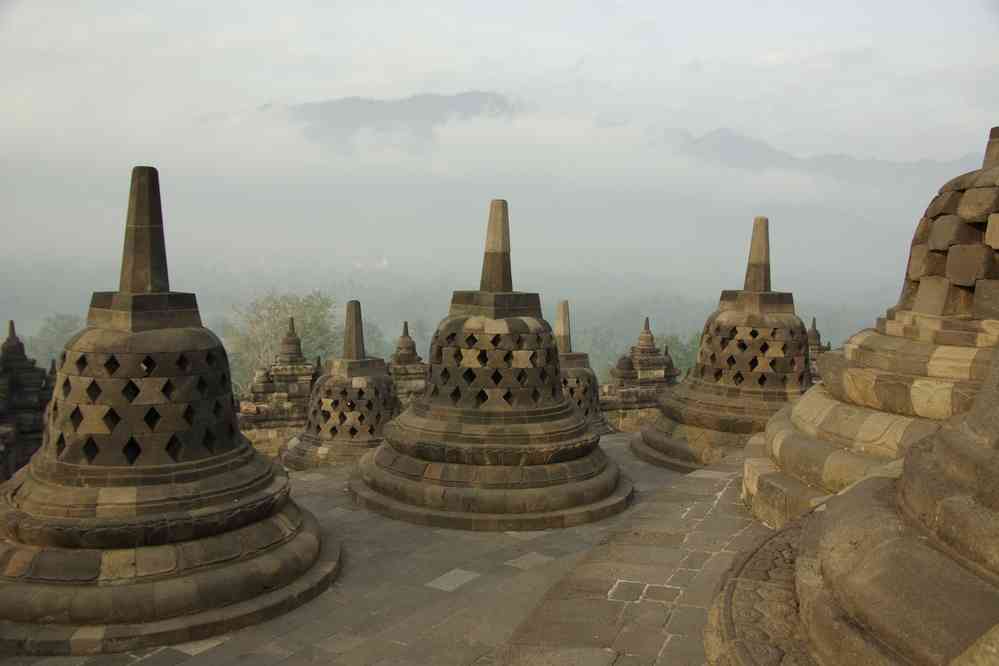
[2,2,998,338]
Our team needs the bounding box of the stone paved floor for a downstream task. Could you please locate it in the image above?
[2,435,769,666]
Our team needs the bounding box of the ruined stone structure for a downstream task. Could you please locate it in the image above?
[388,321,428,411]
[555,300,612,435]
[0,166,339,655]
[743,128,999,529]
[0,321,50,479]
[238,318,320,459]
[283,300,396,469]
[599,317,680,432]
[708,264,999,665]
[351,199,634,529]
[806,317,830,380]
[635,217,812,471]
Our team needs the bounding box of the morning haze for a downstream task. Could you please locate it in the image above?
[2,1,997,354]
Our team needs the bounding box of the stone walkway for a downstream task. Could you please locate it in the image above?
[2,435,769,666]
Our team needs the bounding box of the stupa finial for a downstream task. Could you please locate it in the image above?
[743,216,772,292]
[555,300,572,354]
[118,166,170,294]
[288,317,297,336]
[985,126,999,169]
[402,321,410,338]
[479,199,513,292]
[643,316,651,333]
[6,320,14,341]
[342,300,366,360]
[811,316,817,331]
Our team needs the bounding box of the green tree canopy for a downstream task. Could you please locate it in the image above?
[25,313,85,367]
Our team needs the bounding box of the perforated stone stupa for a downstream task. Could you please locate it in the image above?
[635,217,812,471]
[599,317,680,432]
[283,300,396,469]
[350,199,634,530]
[388,321,428,411]
[555,301,612,435]
[0,167,339,655]
[238,317,320,458]
[743,128,999,529]
[806,316,830,380]
[0,320,49,479]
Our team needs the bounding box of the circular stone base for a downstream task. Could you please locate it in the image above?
[0,512,341,656]
[349,471,634,531]
[630,436,703,473]
[282,436,374,470]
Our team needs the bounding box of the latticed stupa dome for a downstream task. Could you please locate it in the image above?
[350,199,633,530]
[635,217,812,471]
[284,300,396,469]
[554,300,612,434]
[387,320,428,411]
[0,167,338,655]
[743,127,999,530]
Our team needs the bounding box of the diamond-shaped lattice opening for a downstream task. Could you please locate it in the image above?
[781,375,789,385]
[348,426,359,438]
[713,324,721,334]
[366,400,374,409]
[769,359,778,371]
[75,354,88,373]
[213,400,222,418]
[139,355,156,376]
[122,437,141,465]
[331,399,340,408]
[713,369,724,382]
[529,351,538,367]
[569,386,576,398]
[539,368,549,383]
[749,357,759,371]
[55,433,66,458]
[531,388,541,404]
[430,385,440,397]
[798,372,805,384]
[368,425,376,435]
[356,388,365,399]
[462,367,476,385]
[176,353,191,372]
[122,380,141,403]
[726,356,736,368]
[709,353,717,364]
[143,407,161,431]
[516,369,529,386]
[103,355,120,375]
[85,379,102,402]
[475,389,488,407]
[161,379,175,400]
[205,351,216,366]
[789,357,796,369]
[514,335,524,349]
[202,429,216,453]
[737,340,748,352]
[196,377,208,395]
[327,425,336,436]
[358,413,366,424]
[502,389,513,405]
[551,384,559,399]
[477,349,488,366]
[61,377,71,398]
[339,388,348,397]
[220,372,229,387]
[700,366,707,378]
[83,437,99,463]
[69,406,84,431]
[321,409,332,422]
[760,341,770,355]
[733,372,744,386]
[166,435,182,462]
[750,329,759,339]
[450,386,462,405]
[757,375,767,387]
[490,369,503,385]
[465,334,478,347]
[182,404,196,426]
[375,412,383,424]
[103,407,121,432]
[728,327,738,338]
[720,338,729,350]
[490,334,502,348]
[346,399,356,411]
[60,351,67,367]
[439,367,451,384]
[452,348,463,365]
[338,412,347,425]
[445,332,457,345]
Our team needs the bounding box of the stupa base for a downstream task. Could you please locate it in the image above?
[282,435,376,470]
[634,417,750,473]
[349,449,634,530]
[0,510,340,656]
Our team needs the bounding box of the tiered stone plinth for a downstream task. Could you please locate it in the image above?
[555,301,613,435]
[744,128,999,529]
[284,301,396,469]
[599,318,680,432]
[0,167,339,656]
[350,200,633,530]
[636,217,812,472]
[806,317,830,380]
[0,321,50,479]
[388,321,428,412]
[239,318,319,458]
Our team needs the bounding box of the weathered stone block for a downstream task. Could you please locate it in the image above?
[973,279,999,320]
[913,276,974,316]
[912,217,932,244]
[957,187,999,222]
[928,215,983,251]
[946,244,996,286]
[986,214,999,249]
[907,244,947,279]
[926,191,962,218]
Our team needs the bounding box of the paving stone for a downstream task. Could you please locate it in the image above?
[612,625,668,658]
[679,551,713,569]
[505,551,556,570]
[426,568,482,592]
[665,606,709,636]
[667,569,699,587]
[655,634,707,666]
[642,585,682,603]
[621,601,671,627]
[491,645,619,666]
[608,580,646,601]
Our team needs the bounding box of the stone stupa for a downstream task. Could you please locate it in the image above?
[709,202,999,664]
[635,217,813,471]
[0,320,49,478]
[599,317,680,432]
[350,199,634,530]
[283,300,396,469]
[555,300,613,435]
[0,167,339,655]
[744,127,999,529]
[806,316,831,380]
[388,321,428,411]
[238,317,320,458]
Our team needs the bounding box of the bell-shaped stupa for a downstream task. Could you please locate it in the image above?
[555,300,613,435]
[283,300,396,469]
[0,320,49,478]
[599,317,680,432]
[350,200,634,530]
[744,127,999,528]
[388,321,428,411]
[805,316,831,380]
[0,167,339,655]
[635,217,812,471]
[239,317,320,459]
